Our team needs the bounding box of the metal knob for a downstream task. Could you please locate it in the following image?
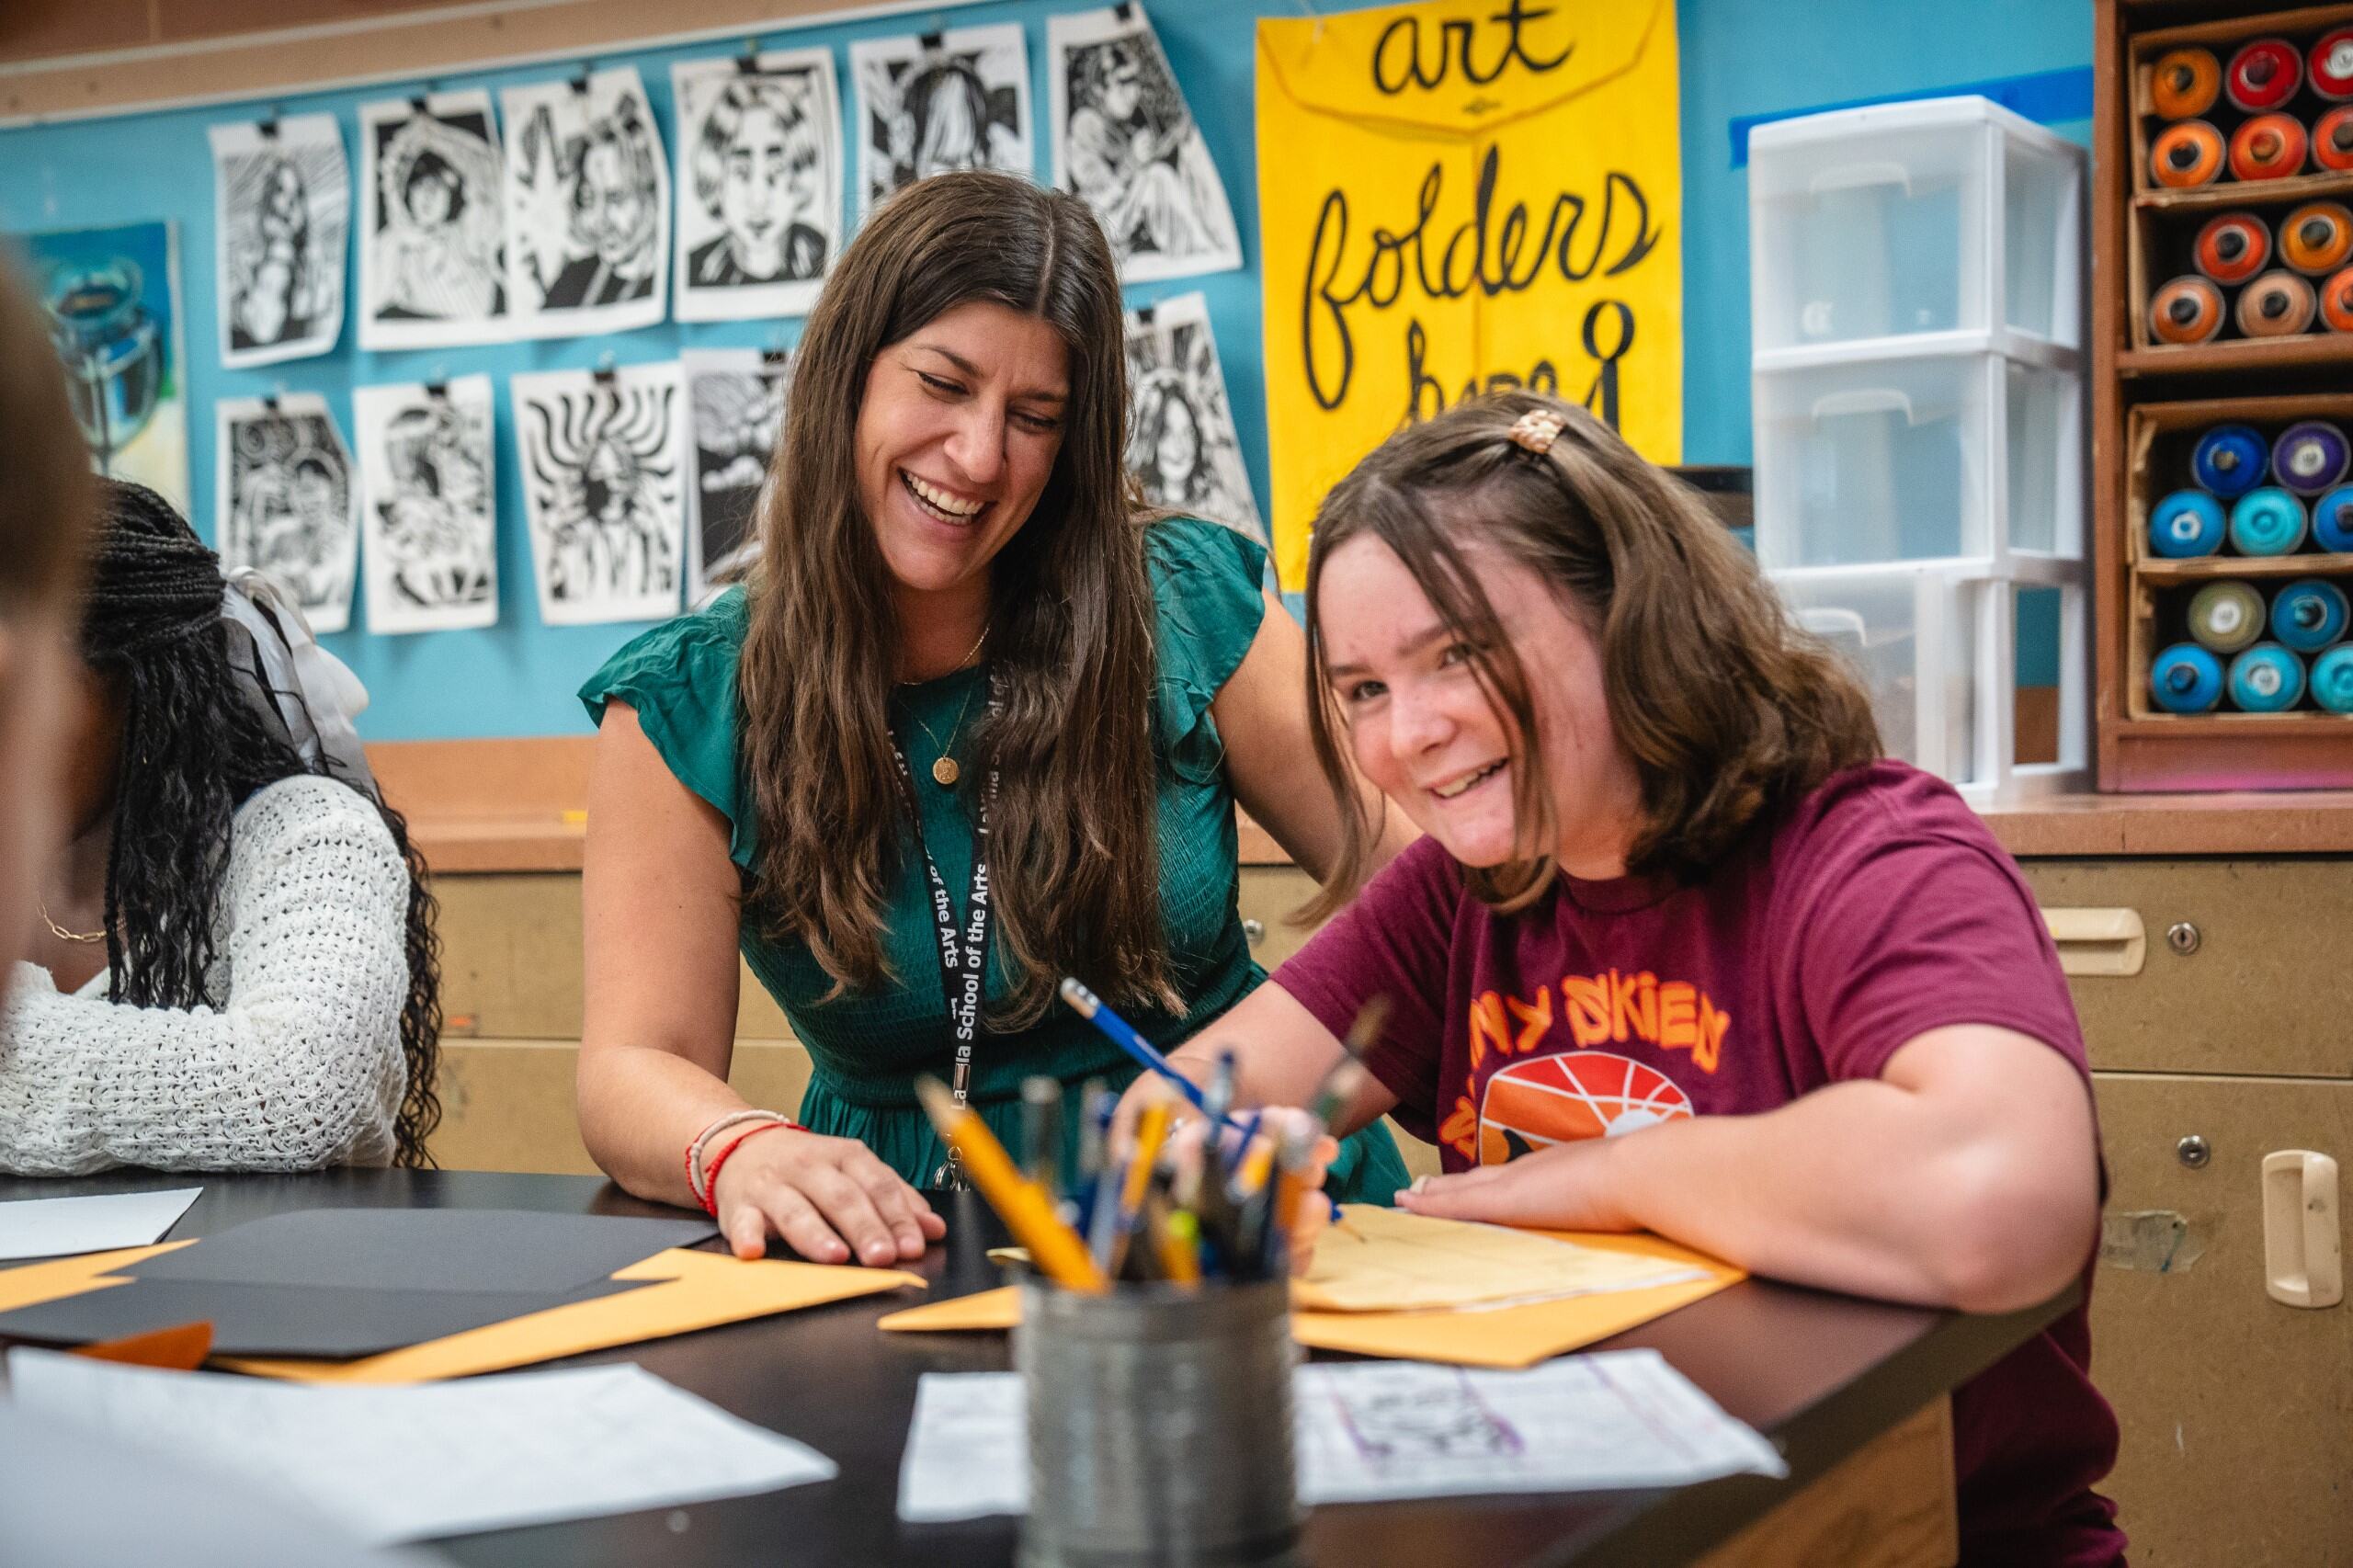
[2167,921,2201,956]
[1242,918,1266,948]
[2177,1134,2211,1169]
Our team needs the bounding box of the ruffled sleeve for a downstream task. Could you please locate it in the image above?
[1143,517,1270,782]
[578,588,758,869]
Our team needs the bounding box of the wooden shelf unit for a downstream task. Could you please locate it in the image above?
[2097,1,2353,789]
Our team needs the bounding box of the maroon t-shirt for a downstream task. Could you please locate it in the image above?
[1277,762,2124,1567]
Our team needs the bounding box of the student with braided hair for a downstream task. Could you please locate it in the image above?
[1,480,443,1173]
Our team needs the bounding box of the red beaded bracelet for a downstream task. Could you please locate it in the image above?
[698,1120,796,1217]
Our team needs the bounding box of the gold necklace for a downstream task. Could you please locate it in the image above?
[40,899,105,945]
[904,625,989,788]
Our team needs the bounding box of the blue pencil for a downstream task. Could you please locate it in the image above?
[1058,977,1242,1131]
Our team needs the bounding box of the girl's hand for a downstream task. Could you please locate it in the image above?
[710,1129,946,1267]
[1393,1141,1636,1233]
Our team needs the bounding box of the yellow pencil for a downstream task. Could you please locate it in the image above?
[1159,1208,1203,1286]
[915,1078,1108,1294]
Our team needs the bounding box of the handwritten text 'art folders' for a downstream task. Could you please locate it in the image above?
[1256,0,1685,588]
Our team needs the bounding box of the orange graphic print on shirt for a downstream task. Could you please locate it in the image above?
[1440,970,1729,1165]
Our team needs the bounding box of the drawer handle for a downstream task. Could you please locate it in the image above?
[2040,907,2145,978]
[2262,1151,2343,1310]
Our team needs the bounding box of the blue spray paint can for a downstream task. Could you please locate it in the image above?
[2151,642,2225,713]
[2271,578,2351,650]
[2192,424,2269,497]
[2151,489,2226,557]
[2313,485,2353,552]
[2311,644,2353,711]
[2229,642,2307,710]
[2229,487,2309,556]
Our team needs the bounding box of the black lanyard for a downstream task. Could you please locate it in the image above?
[890,668,1002,1190]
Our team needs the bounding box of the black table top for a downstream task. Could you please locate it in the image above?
[0,1168,2075,1568]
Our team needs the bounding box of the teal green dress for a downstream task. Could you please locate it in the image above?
[580,517,1409,1203]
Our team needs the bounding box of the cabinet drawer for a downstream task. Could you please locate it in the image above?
[1235,866,1324,971]
[2021,859,2353,1077]
[2089,1072,2353,1567]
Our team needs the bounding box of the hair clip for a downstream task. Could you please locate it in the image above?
[256,113,280,141]
[760,346,790,369]
[1115,1,1136,22]
[424,381,449,403]
[919,30,945,51]
[1507,409,1563,457]
[569,69,592,97]
[735,44,761,75]
[1134,302,1156,327]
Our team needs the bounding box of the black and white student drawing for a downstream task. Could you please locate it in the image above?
[501,68,668,338]
[681,347,788,605]
[351,375,499,635]
[849,23,1032,221]
[672,51,841,323]
[210,115,348,368]
[357,91,508,350]
[510,363,688,624]
[216,393,359,634]
[1124,291,1264,543]
[1048,6,1240,283]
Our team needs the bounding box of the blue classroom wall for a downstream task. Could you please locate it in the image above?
[0,0,2095,740]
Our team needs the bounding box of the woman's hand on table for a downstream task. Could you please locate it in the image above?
[711,1130,947,1267]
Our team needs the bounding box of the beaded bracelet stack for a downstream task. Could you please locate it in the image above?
[685,1109,803,1217]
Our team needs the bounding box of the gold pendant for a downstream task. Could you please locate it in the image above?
[931,756,960,788]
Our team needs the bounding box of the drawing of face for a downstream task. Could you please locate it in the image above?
[263,162,305,231]
[1101,57,1142,122]
[1316,534,1642,876]
[291,460,339,529]
[718,103,791,274]
[913,70,986,177]
[583,437,638,524]
[1154,393,1199,490]
[579,140,650,269]
[856,299,1069,600]
[404,156,460,228]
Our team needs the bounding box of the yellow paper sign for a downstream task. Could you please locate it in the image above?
[1256,0,1685,588]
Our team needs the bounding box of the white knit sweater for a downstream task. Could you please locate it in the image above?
[0,775,411,1174]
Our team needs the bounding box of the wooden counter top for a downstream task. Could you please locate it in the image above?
[371,740,2353,874]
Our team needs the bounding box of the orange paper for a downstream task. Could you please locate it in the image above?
[0,1243,186,1312]
[224,1247,921,1384]
[70,1320,214,1369]
[878,1230,1742,1369]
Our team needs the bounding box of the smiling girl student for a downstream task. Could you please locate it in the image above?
[1149,392,2125,1565]
[576,172,1415,1271]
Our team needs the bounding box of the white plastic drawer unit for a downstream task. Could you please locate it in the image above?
[1752,346,2081,571]
[1770,564,1982,783]
[1748,95,2084,358]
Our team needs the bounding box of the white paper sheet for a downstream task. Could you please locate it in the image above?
[6,1353,835,1544]
[357,89,511,351]
[681,347,786,604]
[1047,5,1241,283]
[500,67,668,339]
[850,22,1034,222]
[351,374,500,634]
[509,361,688,625]
[1124,291,1265,543]
[0,1187,200,1263]
[897,1352,1785,1523]
[672,49,841,323]
[210,113,348,368]
[214,392,361,634]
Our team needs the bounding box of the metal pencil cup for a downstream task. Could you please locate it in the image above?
[1016,1276,1302,1568]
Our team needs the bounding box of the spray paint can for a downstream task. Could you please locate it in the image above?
[2191,423,2269,497]
[2151,488,2227,557]
[2151,275,2226,343]
[2282,203,2353,275]
[2237,270,2317,336]
[2312,644,2353,711]
[2271,578,2351,651]
[2151,120,2226,187]
[2231,113,2310,181]
[2195,211,2272,283]
[2231,487,2310,555]
[2226,38,2303,112]
[2272,420,2351,494]
[2317,106,2353,170]
[2312,28,2353,100]
[2151,643,2225,713]
[2154,47,2222,118]
[2229,642,2307,710]
[2313,484,2353,552]
[2323,267,2353,331]
[2188,581,2267,653]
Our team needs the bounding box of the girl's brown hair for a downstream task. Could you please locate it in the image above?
[738,171,1178,1024]
[1302,391,1880,917]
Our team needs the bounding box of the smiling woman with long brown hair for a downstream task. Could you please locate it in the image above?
[576,171,1414,1266]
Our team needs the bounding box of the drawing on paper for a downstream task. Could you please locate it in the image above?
[17,221,191,507]
[1049,6,1240,282]
[352,376,498,634]
[511,365,686,624]
[217,394,358,634]
[850,24,1032,218]
[673,51,839,322]
[1124,292,1263,542]
[1328,1374,1527,1465]
[210,115,348,367]
[502,69,668,335]
[358,91,507,349]
[682,348,786,602]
